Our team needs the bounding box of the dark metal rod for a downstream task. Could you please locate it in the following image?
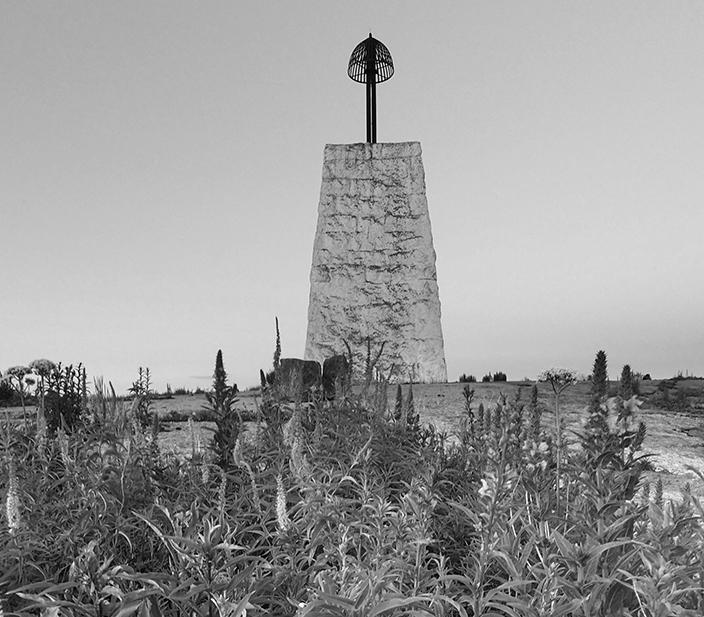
[365,35,375,143]
[371,79,377,143]
[366,81,372,143]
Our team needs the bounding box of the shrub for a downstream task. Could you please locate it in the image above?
[203,350,241,470]
[41,363,89,435]
[0,380,19,406]
[620,364,634,399]
[458,373,476,383]
[2,350,703,617]
[128,366,154,430]
[481,373,492,383]
[592,349,608,398]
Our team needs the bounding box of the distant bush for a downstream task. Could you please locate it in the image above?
[172,387,192,396]
[642,374,652,380]
[478,372,507,383]
[652,379,692,413]
[674,371,702,381]
[459,373,476,383]
[0,380,20,406]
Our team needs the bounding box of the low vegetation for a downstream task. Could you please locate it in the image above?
[1,351,703,616]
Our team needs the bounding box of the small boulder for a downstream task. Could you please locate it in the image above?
[275,358,322,401]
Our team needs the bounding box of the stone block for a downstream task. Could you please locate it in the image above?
[305,142,447,383]
[275,358,321,401]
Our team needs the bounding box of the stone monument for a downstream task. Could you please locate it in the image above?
[304,35,447,383]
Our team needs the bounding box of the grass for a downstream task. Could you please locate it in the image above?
[1,371,704,616]
[5,378,702,498]
[141,378,704,500]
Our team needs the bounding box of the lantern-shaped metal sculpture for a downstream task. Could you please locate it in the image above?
[348,33,394,143]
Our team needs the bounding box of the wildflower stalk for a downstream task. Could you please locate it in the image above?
[276,474,290,532]
[539,368,576,514]
[5,458,21,535]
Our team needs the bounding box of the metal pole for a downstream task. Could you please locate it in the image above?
[366,35,375,143]
[366,80,372,143]
[371,77,377,143]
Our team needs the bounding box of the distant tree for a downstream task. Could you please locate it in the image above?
[4,366,31,422]
[591,350,608,399]
[0,380,14,406]
[459,373,476,383]
[493,371,507,382]
[481,374,492,383]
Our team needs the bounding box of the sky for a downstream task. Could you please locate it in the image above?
[2,2,703,393]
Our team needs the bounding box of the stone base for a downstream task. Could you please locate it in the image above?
[304,142,447,383]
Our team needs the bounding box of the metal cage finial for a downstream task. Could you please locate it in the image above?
[347,33,394,143]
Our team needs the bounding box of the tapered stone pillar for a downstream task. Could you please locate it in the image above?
[305,141,447,383]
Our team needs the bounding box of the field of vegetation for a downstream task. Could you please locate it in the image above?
[1,352,704,616]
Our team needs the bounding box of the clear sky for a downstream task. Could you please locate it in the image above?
[2,2,703,393]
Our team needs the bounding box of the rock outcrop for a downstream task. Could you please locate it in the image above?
[305,142,447,383]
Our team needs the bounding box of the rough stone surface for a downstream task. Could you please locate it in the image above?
[305,142,447,383]
[275,358,321,401]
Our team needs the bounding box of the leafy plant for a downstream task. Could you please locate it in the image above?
[2,349,704,617]
[128,366,155,429]
[44,363,88,435]
[204,350,241,470]
[538,368,577,512]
